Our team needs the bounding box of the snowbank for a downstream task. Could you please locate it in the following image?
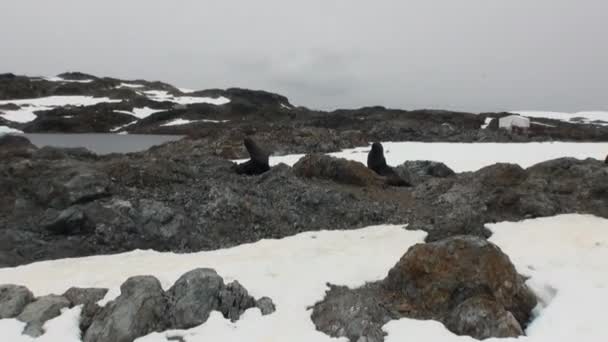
[143,90,230,106]
[161,118,229,126]
[0,215,606,341]
[114,107,164,120]
[257,142,608,172]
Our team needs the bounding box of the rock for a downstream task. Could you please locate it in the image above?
[367,142,410,186]
[293,154,384,187]
[255,297,276,315]
[84,276,169,342]
[134,199,185,239]
[0,285,34,319]
[395,160,454,185]
[312,236,537,342]
[445,296,524,339]
[217,281,256,321]
[63,287,108,306]
[383,236,536,326]
[167,268,224,329]
[476,163,527,187]
[42,206,89,235]
[311,284,391,342]
[17,295,71,337]
[0,134,36,158]
[234,138,270,175]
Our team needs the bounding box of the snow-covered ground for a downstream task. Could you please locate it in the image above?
[114,107,165,120]
[161,118,230,126]
[254,142,608,172]
[0,126,24,135]
[511,111,608,126]
[0,96,121,123]
[143,90,230,106]
[0,215,606,341]
[41,76,94,83]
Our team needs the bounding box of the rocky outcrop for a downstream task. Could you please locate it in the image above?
[311,236,537,341]
[0,134,36,158]
[293,154,385,187]
[1,269,274,341]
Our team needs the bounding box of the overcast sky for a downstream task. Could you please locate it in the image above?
[1,0,606,112]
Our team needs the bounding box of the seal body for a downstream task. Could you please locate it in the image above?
[235,138,270,175]
[367,142,410,186]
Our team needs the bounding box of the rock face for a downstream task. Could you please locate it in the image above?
[17,295,71,337]
[0,285,34,319]
[311,236,537,342]
[0,134,36,158]
[293,153,384,187]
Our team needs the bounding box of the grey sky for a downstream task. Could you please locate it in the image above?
[1,0,606,112]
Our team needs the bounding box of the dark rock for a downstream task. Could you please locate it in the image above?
[445,296,524,339]
[234,138,270,175]
[167,268,224,329]
[134,199,185,239]
[218,281,257,322]
[395,160,455,185]
[42,206,90,235]
[367,142,410,186]
[0,285,34,319]
[84,276,169,342]
[255,297,276,315]
[293,153,384,187]
[63,287,108,307]
[0,134,36,158]
[17,295,71,337]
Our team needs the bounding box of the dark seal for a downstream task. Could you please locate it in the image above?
[367,142,410,186]
[234,138,270,175]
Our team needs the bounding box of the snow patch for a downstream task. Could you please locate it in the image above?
[250,142,608,173]
[0,126,24,135]
[110,120,138,132]
[114,107,164,120]
[0,96,121,123]
[161,118,230,126]
[42,76,94,83]
[481,117,493,129]
[118,83,145,89]
[144,90,230,106]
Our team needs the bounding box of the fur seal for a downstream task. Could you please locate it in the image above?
[234,138,271,175]
[605,154,608,164]
[367,142,410,186]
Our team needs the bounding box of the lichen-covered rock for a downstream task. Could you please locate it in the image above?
[63,287,108,306]
[0,285,34,319]
[293,154,384,187]
[17,295,71,337]
[312,235,537,342]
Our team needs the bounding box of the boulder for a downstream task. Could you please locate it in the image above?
[395,160,455,185]
[445,296,524,339]
[84,276,169,342]
[255,297,276,315]
[0,285,34,319]
[217,281,256,322]
[63,287,108,306]
[17,295,71,337]
[384,236,536,326]
[167,268,224,329]
[293,154,384,187]
[41,206,90,235]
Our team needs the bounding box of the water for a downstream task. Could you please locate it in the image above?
[23,133,183,154]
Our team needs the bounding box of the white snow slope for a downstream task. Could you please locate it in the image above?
[236,142,608,173]
[0,126,24,135]
[143,90,230,106]
[0,215,607,341]
[0,96,121,123]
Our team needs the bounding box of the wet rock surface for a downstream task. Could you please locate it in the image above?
[311,236,537,341]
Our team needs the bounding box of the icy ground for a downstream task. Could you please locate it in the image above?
[0,215,607,341]
[256,142,608,172]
